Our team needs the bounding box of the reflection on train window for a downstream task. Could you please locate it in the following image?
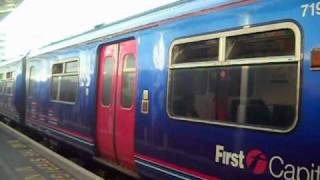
[0,73,3,80]
[172,38,219,64]
[168,24,300,131]
[226,29,295,59]
[169,64,297,129]
[28,66,36,97]
[121,54,135,108]
[51,59,79,103]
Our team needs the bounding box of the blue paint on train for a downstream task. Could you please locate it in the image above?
[0,0,319,179]
[0,59,25,124]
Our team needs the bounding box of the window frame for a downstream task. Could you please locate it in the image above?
[167,22,302,133]
[50,58,80,105]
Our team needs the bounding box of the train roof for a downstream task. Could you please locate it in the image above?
[0,55,25,68]
[28,0,242,57]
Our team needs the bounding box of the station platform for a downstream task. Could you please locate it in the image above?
[0,122,103,180]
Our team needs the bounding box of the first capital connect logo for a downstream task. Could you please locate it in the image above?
[214,145,320,180]
[214,145,268,175]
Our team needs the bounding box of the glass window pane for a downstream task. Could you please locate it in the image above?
[172,39,219,64]
[6,81,13,95]
[0,82,2,93]
[169,63,298,129]
[124,55,135,69]
[226,29,295,59]
[0,74,3,80]
[102,57,113,106]
[1,82,6,94]
[60,75,78,102]
[121,54,135,108]
[28,66,36,96]
[51,77,59,100]
[52,63,63,74]
[65,61,78,73]
[6,72,13,79]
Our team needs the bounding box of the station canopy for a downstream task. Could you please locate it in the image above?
[0,0,23,21]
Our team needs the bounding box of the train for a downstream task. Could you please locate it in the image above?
[0,0,320,179]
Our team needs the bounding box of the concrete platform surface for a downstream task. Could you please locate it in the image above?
[0,122,103,180]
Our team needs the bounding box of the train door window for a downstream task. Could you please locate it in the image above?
[168,22,301,132]
[102,57,113,106]
[28,66,36,97]
[51,59,79,103]
[121,54,135,108]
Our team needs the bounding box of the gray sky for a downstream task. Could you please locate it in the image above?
[0,0,178,58]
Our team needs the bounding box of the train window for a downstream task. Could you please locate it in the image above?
[51,59,79,103]
[51,77,59,100]
[65,61,78,73]
[6,72,13,79]
[0,81,3,94]
[5,81,13,95]
[0,74,3,94]
[102,57,113,106]
[172,38,219,64]
[121,54,135,108]
[52,63,63,74]
[226,29,295,59]
[168,23,300,132]
[60,75,78,102]
[28,66,36,97]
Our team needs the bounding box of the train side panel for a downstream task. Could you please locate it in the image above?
[134,0,320,179]
[25,46,98,153]
[0,60,25,124]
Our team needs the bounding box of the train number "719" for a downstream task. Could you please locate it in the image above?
[301,2,320,17]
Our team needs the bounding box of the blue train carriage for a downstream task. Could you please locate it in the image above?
[0,57,25,124]
[133,0,320,180]
[22,0,320,179]
[25,47,97,154]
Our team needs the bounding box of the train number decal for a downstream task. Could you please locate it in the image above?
[301,2,320,17]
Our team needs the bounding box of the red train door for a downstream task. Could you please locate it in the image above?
[96,40,137,171]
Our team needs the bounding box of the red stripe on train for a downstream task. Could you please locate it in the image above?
[26,118,94,142]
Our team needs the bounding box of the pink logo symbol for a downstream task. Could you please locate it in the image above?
[245,149,268,175]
